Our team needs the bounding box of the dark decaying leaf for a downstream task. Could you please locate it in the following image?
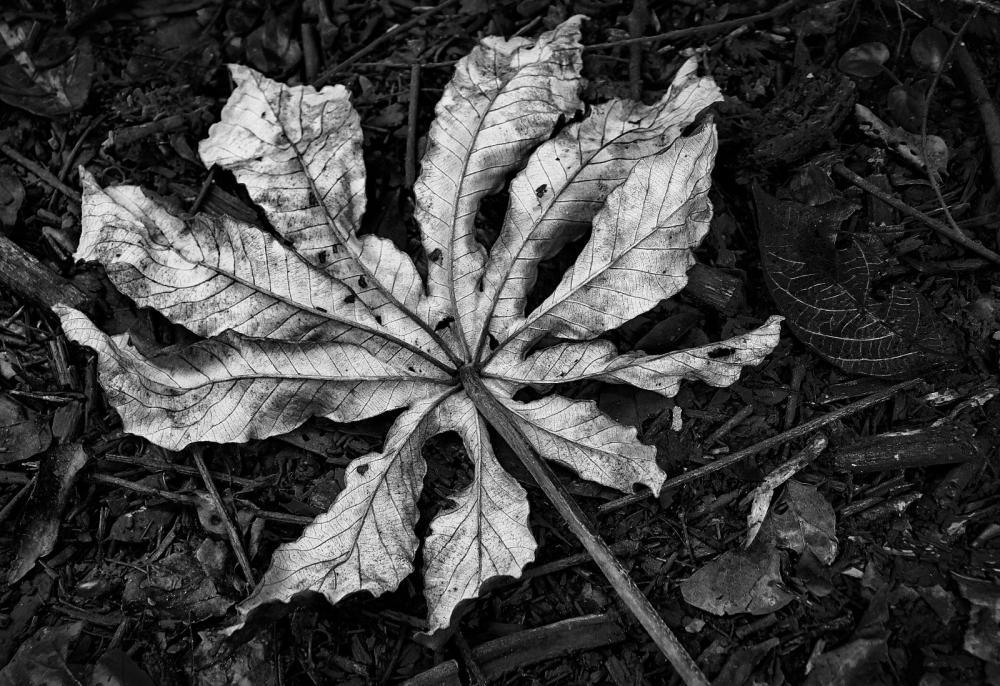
[680,520,794,616]
[0,21,93,118]
[8,443,90,584]
[0,393,51,464]
[0,166,24,227]
[837,42,889,78]
[755,185,958,377]
[771,480,838,565]
[911,27,947,73]
[0,622,82,686]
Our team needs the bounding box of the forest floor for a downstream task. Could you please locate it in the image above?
[2,0,1000,684]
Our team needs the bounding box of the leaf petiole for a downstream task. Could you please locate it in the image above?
[459,366,709,686]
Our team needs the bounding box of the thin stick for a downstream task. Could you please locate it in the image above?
[191,446,255,583]
[0,144,81,203]
[599,378,923,515]
[920,12,975,240]
[953,42,1000,195]
[314,0,461,86]
[405,64,421,189]
[585,0,802,51]
[460,368,709,686]
[832,163,1000,267]
[453,630,487,686]
[102,452,262,488]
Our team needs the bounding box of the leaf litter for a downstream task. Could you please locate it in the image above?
[55,17,782,637]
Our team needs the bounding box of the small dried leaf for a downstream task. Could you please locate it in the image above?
[771,480,838,565]
[911,28,948,72]
[838,42,889,78]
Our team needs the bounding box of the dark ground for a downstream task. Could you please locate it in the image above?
[2,0,1000,684]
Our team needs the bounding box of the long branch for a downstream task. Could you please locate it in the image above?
[460,367,709,686]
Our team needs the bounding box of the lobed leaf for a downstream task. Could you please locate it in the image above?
[240,392,454,622]
[59,19,781,636]
[422,393,535,633]
[485,316,783,396]
[199,65,428,323]
[495,126,718,355]
[414,17,584,349]
[55,307,450,450]
[478,57,722,356]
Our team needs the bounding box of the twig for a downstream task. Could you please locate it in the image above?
[953,40,1000,195]
[0,144,81,203]
[453,630,487,686]
[598,378,923,515]
[832,163,1000,266]
[314,0,462,87]
[460,368,709,686]
[585,0,802,51]
[88,472,309,524]
[102,452,263,488]
[628,0,648,101]
[920,12,975,240]
[944,0,1000,12]
[705,405,754,446]
[58,113,108,182]
[189,166,217,215]
[191,446,255,584]
[405,64,421,189]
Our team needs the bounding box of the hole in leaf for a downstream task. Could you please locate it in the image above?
[316,306,327,313]
[488,334,499,351]
[356,464,369,476]
[535,183,548,198]
[708,347,734,359]
[358,276,368,288]
[374,315,382,325]
[343,294,356,304]
[428,248,442,264]
[317,250,327,264]
[435,316,454,332]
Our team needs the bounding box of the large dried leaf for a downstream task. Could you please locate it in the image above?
[60,18,781,634]
[756,186,957,377]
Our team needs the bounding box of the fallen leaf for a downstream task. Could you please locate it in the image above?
[0,393,51,464]
[838,42,889,78]
[771,480,838,565]
[0,21,93,118]
[59,19,781,634]
[0,622,82,686]
[8,443,90,583]
[955,574,1000,663]
[89,649,158,686]
[681,521,794,616]
[0,166,24,226]
[122,551,233,621]
[802,637,890,686]
[756,185,957,377]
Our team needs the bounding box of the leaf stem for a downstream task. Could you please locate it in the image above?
[460,367,709,686]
